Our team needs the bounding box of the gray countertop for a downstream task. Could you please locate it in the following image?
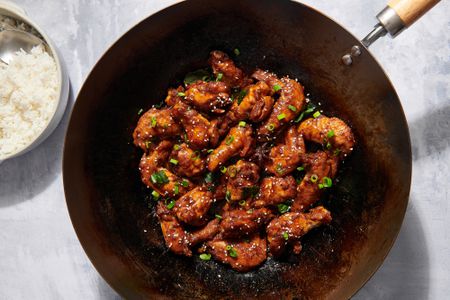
[1,0,449,299]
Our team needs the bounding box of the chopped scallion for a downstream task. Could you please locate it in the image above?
[207,149,214,154]
[199,253,211,261]
[239,200,246,206]
[151,116,157,128]
[238,121,246,127]
[267,124,275,131]
[282,232,289,241]
[173,144,180,150]
[226,135,234,145]
[327,130,335,138]
[273,84,282,92]
[310,174,319,183]
[215,214,222,220]
[166,199,175,210]
[277,203,290,214]
[170,158,179,165]
[313,111,321,118]
[225,190,231,201]
[216,73,223,81]
[234,48,240,56]
[277,113,286,121]
[137,108,144,115]
[322,177,333,188]
[297,166,305,172]
[228,246,238,258]
[220,166,228,174]
[177,92,186,97]
[288,105,297,112]
[145,140,152,149]
[151,190,160,200]
[205,172,214,183]
[174,184,179,195]
[150,170,169,185]
[276,164,284,175]
[181,180,189,187]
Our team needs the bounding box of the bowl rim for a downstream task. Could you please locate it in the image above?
[0,1,68,162]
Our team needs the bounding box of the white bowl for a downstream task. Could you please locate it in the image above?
[0,0,69,164]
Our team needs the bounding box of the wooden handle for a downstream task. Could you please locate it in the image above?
[388,0,440,26]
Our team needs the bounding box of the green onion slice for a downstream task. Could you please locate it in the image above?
[220,166,228,174]
[277,113,286,121]
[288,105,297,112]
[151,116,157,128]
[170,158,179,165]
[277,203,290,214]
[327,130,335,138]
[310,174,319,183]
[166,200,175,210]
[313,111,321,118]
[151,190,160,200]
[199,253,211,261]
[282,232,289,241]
[238,121,246,127]
[226,135,234,145]
[273,84,282,92]
[234,48,240,56]
[322,176,333,188]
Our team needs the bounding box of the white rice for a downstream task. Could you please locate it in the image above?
[0,44,58,159]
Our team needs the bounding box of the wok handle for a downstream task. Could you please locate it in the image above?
[388,0,440,27]
[361,0,440,47]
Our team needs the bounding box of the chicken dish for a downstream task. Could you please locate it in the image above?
[133,50,355,272]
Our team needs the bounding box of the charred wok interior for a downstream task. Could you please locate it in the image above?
[133,51,355,272]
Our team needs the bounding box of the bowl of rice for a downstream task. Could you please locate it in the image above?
[0,0,69,163]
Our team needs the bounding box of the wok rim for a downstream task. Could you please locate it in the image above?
[62,0,412,298]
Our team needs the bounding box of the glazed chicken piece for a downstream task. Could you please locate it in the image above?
[252,69,281,89]
[266,206,332,257]
[253,176,297,208]
[156,202,192,256]
[298,115,355,155]
[207,233,267,272]
[226,160,260,202]
[227,81,274,123]
[257,77,306,142]
[165,86,185,107]
[207,125,254,172]
[169,143,205,177]
[188,218,221,246]
[139,141,193,197]
[174,186,214,226]
[172,100,219,150]
[220,207,274,239]
[266,125,306,176]
[209,50,252,89]
[292,151,339,212]
[133,108,182,151]
[185,80,232,114]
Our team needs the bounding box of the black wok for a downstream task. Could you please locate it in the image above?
[63,0,437,298]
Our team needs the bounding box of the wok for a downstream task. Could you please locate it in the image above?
[63,0,437,298]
